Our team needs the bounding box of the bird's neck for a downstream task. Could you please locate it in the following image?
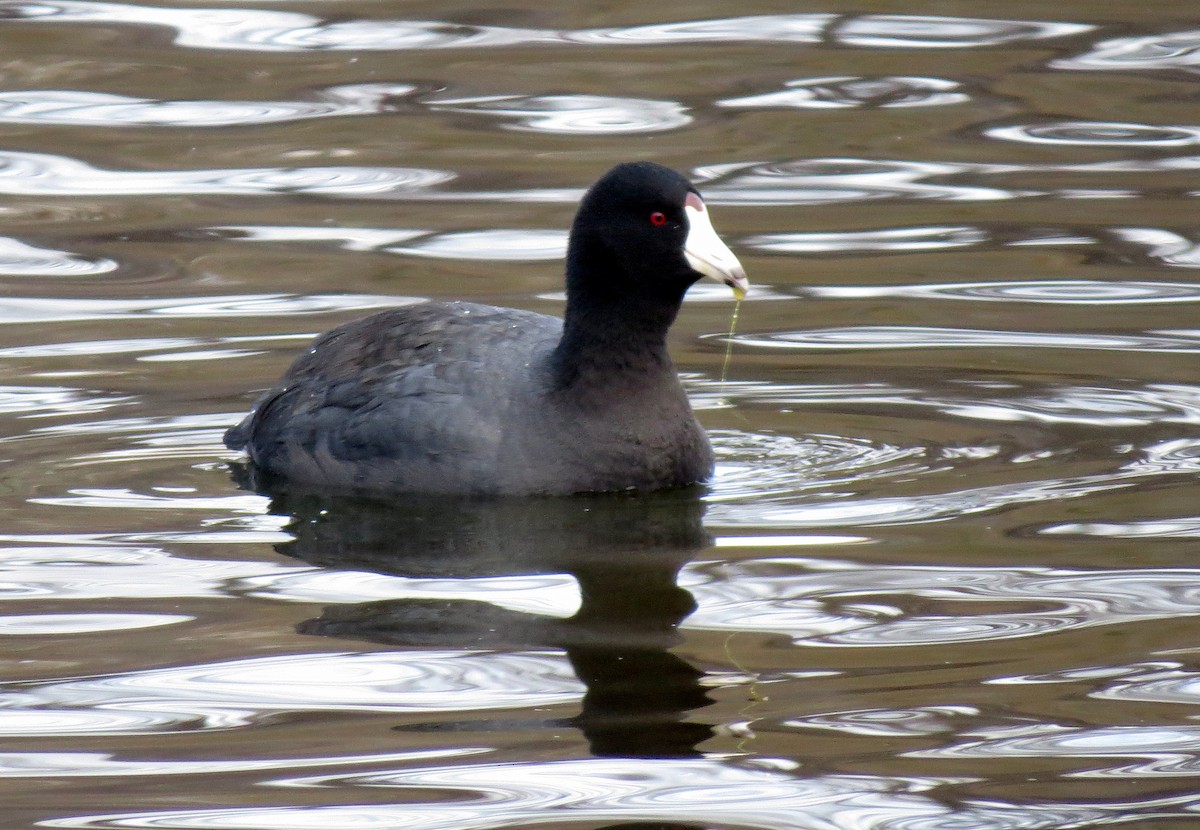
[550,239,685,392]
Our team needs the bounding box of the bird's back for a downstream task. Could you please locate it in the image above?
[225,301,562,493]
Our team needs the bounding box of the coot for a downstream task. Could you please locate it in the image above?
[225,161,748,495]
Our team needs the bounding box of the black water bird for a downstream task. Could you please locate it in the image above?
[224,161,748,495]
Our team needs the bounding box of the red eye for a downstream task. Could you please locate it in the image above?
[650,211,667,226]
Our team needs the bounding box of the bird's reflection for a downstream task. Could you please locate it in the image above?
[243,468,715,758]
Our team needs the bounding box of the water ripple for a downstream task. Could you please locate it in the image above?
[0,385,131,418]
[787,705,978,737]
[0,150,450,196]
[0,84,416,127]
[29,489,275,510]
[708,430,933,503]
[0,613,188,634]
[0,236,115,276]
[242,570,580,618]
[728,326,1200,354]
[943,384,1200,426]
[683,558,1200,646]
[427,94,690,134]
[693,155,1200,206]
[0,710,182,737]
[30,416,241,464]
[215,224,569,261]
[696,383,1200,525]
[699,378,1200,429]
[576,14,833,44]
[0,294,418,325]
[807,279,1200,304]
[706,435,1200,529]
[1,652,580,735]
[1054,30,1200,72]
[0,336,210,359]
[744,226,1200,269]
[0,87,691,136]
[1090,664,1200,707]
[696,159,1030,205]
[0,747,483,778]
[721,76,969,110]
[0,544,295,601]
[0,5,1093,52]
[835,15,1091,48]
[988,121,1200,147]
[382,230,566,261]
[1111,228,1200,269]
[0,2,541,51]
[1040,517,1200,540]
[36,759,1200,830]
[749,225,983,254]
[74,156,1189,209]
[9,413,235,465]
[912,724,1200,778]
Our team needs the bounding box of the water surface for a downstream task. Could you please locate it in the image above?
[2,1,1199,828]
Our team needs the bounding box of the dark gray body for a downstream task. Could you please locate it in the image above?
[224,301,713,495]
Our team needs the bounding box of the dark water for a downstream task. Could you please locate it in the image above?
[2,1,1200,827]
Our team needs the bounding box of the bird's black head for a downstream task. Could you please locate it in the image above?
[565,162,747,305]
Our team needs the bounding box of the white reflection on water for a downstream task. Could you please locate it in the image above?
[694,156,1200,206]
[749,226,985,253]
[807,280,1200,304]
[911,723,1200,778]
[29,489,279,510]
[10,412,269,469]
[379,230,566,260]
[0,4,1093,52]
[0,88,691,135]
[1089,663,1200,708]
[707,433,1200,528]
[0,150,1193,206]
[682,557,1200,646]
[786,705,978,737]
[0,84,416,127]
[834,14,1092,48]
[696,159,1030,204]
[37,757,1200,830]
[748,224,1200,272]
[0,613,188,634]
[0,651,580,734]
[0,337,204,359]
[41,758,967,830]
[241,569,580,617]
[0,150,451,196]
[0,710,183,737]
[577,14,832,44]
[0,385,131,418]
[1054,30,1200,71]
[729,326,1200,353]
[706,430,932,502]
[720,76,969,109]
[214,225,567,260]
[0,747,484,778]
[0,236,115,276]
[1112,228,1200,268]
[0,545,295,601]
[1041,517,1200,539]
[0,537,575,618]
[427,94,690,134]
[988,121,1200,147]
[0,294,419,324]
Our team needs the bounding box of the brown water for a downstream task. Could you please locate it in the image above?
[2,1,1200,827]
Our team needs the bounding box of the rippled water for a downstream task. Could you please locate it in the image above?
[2,1,1199,828]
